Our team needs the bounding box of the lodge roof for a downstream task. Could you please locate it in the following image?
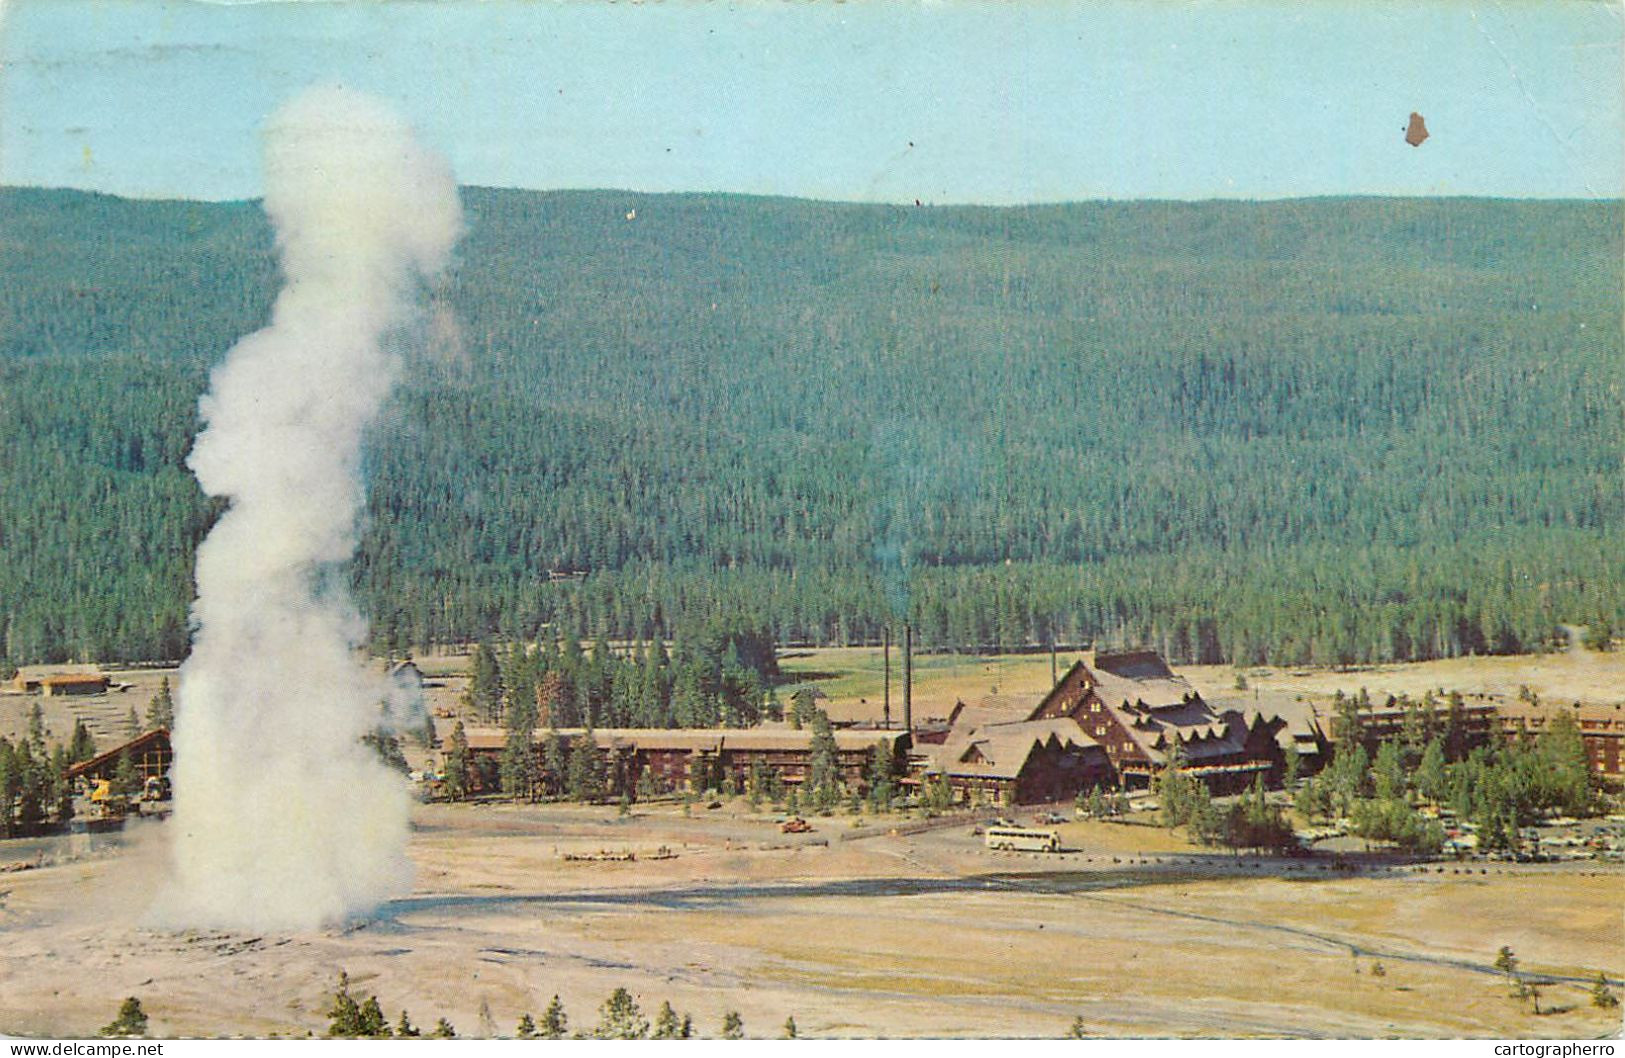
[40,673,110,687]
[947,694,1046,731]
[1495,699,1624,729]
[926,717,1103,781]
[1088,668,1199,713]
[65,728,170,780]
[1092,650,1177,681]
[457,726,906,755]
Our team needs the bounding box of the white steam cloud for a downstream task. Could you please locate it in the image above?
[162,86,462,931]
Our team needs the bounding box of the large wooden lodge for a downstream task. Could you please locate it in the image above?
[456,726,908,797]
[917,650,1289,806]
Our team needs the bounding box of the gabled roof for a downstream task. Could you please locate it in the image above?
[926,717,1103,780]
[1092,650,1176,681]
[947,694,1045,731]
[65,728,170,780]
[1089,669,1198,713]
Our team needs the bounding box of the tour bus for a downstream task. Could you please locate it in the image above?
[984,826,1062,852]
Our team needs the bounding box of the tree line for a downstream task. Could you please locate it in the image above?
[1295,690,1598,854]
[325,971,762,1039]
[2,187,1619,668]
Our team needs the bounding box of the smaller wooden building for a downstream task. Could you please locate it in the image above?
[40,673,110,697]
[65,729,172,789]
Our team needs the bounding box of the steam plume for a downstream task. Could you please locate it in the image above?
[163,86,461,930]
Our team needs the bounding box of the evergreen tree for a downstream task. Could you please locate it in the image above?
[146,676,175,730]
[1154,740,1195,827]
[540,995,568,1039]
[430,1018,456,1039]
[1537,709,1591,816]
[444,720,471,800]
[652,1001,682,1040]
[542,727,568,797]
[124,707,141,739]
[67,719,95,765]
[500,681,539,801]
[720,1010,744,1039]
[468,640,505,723]
[357,996,391,1038]
[101,997,148,1037]
[363,728,409,774]
[0,738,17,839]
[1331,690,1363,747]
[1373,740,1406,801]
[111,748,139,803]
[806,710,841,811]
[595,988,649,1039]
[1414,737,1448,804]
[866,739,895,809]
[516,1013,537,1039]
[1445,691,1469,761]
[567,728,605,802]
[27,702,44,755]
[782,1016,798,1039]
[395,1011,420,1038]
[1590,972,1619,1009]
[327,973,363,1038]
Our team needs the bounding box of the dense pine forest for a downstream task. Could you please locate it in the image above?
[0,186,1619,667]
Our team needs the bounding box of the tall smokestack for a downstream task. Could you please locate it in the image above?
[162,86,462,931]
[903,624,913,734]
[883,626,891,729]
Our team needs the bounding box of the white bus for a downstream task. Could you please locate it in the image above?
[984,826,1062,852]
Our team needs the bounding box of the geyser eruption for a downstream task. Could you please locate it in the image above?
[164,86,462,930]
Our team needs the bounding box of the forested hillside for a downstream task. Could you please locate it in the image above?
[0,187,1619,667]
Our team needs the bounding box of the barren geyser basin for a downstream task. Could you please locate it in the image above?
[0,794,1620,1038]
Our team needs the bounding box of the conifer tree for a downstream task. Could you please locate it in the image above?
[358,996,390,1038]
[543,727,567,797]
[444,720,471,801]
[101,997,148,1037]
[468,640,505,723]
[595,988,648,1039]
[326,973,362,1038]
[540,995,568,1039]
[652,1001,682,1040]
[112,748,139,803]
[27,702,44,755]
[146,676,174,730]
[68,719,95,765]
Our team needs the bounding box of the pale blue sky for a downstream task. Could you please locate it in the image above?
[1,0,1620,203]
